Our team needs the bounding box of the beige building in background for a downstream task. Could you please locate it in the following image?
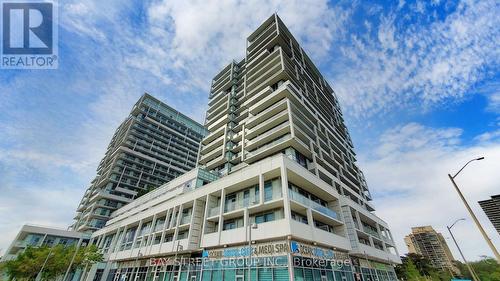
[404,226,458,273]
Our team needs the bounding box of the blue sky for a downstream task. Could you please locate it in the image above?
[0,0,499,261]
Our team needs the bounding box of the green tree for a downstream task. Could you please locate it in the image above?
[1,244,103,280]
[406,253,436,276]
[455,257,500,281]
[405,259,425,280]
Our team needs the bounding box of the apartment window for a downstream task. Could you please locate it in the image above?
[283,147,308,168]
[243,190,250,206]
[223,218,243,230]
[153,234,162,245]
[177,231,188,240]
[314,220,333,233]
[134,237,143,248]
[264,178,281,202]
[164,234,174,242]
[291,211,308,224]
[121,227,137,250]
[359,237,370,246]
[253,208,284,224]
[26,234,42,246]
[224,194,237,212]
[154,218,165,232]
[102,234,114,252]
[255,212,274,224]
[139,222,152,236]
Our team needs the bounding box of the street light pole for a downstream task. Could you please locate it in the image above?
[131,251,143,281]
[447,157,500,263]
[35,247,54,281]
[63,238,84,281]
[173,241,183,281]
[248,222,258,281]
[447,219,480,281]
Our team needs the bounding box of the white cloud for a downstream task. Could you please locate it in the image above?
[474,129,500,143]
[486,92,500,113]
[359,123,500,260]
[0,186,82,256]
[60,0,352,94]
[333,0,500,118]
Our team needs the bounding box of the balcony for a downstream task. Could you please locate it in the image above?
[246,133,291,159]
[180,215,191,225]
[208,206,220,217]
[246,121,290,151]
[289,189,340,221]
[362,224,380,239]
[224,198,259,213]
[154,223,164,232]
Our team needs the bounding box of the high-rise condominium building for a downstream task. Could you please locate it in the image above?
[479,194,500,234]
[72,93,207,232]
[83,14,400,281]
[404,226,457,273]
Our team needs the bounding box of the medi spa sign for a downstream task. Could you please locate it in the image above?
[149,241,351,268]
[201,240,350,262]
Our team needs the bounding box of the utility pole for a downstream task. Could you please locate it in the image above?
[447,219,480,281]
[447,157,500,263]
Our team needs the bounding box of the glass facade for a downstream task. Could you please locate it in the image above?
[103,257,397,281]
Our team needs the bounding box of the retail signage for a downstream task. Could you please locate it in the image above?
[202,241,289,259]
[290,241,349,261]
[201,240,349,262]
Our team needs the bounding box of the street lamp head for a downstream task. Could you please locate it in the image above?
[452,157,485,178]
[449,218,466,229]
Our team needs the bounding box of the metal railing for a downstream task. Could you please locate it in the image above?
[289,189,339,221]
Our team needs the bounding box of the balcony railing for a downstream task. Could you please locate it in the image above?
[246,134,291,158]
[180,215,192,225]
[208,206,220,217]
[362,224,380,238]
[154,223,164,232]
[224,198,259,213]
[289,189,340,221]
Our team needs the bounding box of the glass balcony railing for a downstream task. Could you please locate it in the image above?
[362,224,380,238]
[246,134,291,157]
[289,189,340,221]
[224,198,259,213]
[154,223,164,232]
[208,206,220,217]
[180,215,191,225]
[352,219,360,230]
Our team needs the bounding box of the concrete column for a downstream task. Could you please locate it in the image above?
[131,219,143,249]
[356,211,363,231]
[258,174,264,205]
[147,214,158,254]
[280,162,291,223]
[172,205,183,252]
[244,208,250,241]
[201,195,211,236]
[159,210,170,252]
[218,189,226,244]
[287,100,295,138]
[109,228,122,254]
[306,208,314,234]
[187,200,198,243]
